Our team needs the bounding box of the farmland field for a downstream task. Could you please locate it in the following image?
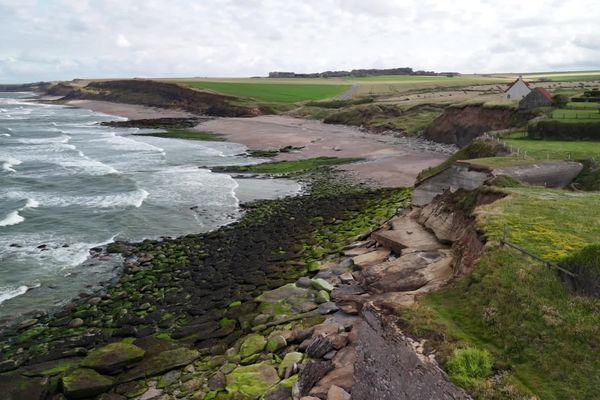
[551,108,600,122]
[504,136,600,160]
[179,81,350,103]
[523,71,600,82]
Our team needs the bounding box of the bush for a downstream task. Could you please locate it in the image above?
[447,347,493,388]
[560,244,600,297]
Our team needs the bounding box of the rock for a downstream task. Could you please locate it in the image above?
[0,359,20,373]
[296,277,312,288]
[18,318,38,329]
[328,385,351,400]
[310,278,334,292]
[315,290,330,304]
[256,283,307,303]
[226,362,280,397]
[307,335,336,359]
[338,272,354,284]
[119,347,200,382]
[97,394,126,400]
[239,333,267,358]
[300,397,321,400]
[21,357,82,377]
[266,334,287,353]
[0,374,48,400]
[278,351,303,378]
[208,371,226,390]
[82,342,145,374]
[317,301,339,315]
[139,388,163,400]
[352,249,390,269]
[61,368,115,399]
[297,361,334,396]
[343,247,371,256]
[69,318,84,328]
[372,214,445,253]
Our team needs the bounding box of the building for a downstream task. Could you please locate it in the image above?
[519,87,553,109]
[504,76,531,100]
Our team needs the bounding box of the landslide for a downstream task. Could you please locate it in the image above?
[61,79,262,117]
[424,104,535,147]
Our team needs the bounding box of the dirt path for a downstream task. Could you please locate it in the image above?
[196,115,450,187]
[335,84,359,100]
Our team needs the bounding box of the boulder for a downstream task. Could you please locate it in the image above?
[296,360,334,396]
[328,385,351,400]
[226,362,280,397]
[266,334,287,353]
[61,368,115,399]
[0,374,48,400]
[119,347,199,382]
[81,342,145,374]
[371,215,445,253]
[240,334,267,358]
[352,249,390,269]
[311,278,334,292]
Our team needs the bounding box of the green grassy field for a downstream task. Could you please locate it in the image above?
[398,187,600,399]
[523,71,600,82]
[551,108,600,122]
[504,136,600,160]
[179,81,350,103]
[566,102,600,109]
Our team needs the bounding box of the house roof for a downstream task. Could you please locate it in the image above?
[533,87,553,101]
[504,77,532,93]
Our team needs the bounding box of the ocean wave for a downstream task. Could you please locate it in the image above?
[24,198,40,209]
[1,157,22,173]
[0,285,29,304]
[0,133,11,137]
[16,134,71,145]
[4,188,148,209]
[0,210,25,227]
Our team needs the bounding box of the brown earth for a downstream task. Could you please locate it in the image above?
[67,100,195,119]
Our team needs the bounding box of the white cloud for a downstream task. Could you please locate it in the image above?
[0,0,598,82]
[116,34,131,48]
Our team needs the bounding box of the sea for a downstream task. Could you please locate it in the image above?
[0,92,301,320]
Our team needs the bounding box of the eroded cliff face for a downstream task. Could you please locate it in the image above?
[424,105,533,147]
[62,80,262,117]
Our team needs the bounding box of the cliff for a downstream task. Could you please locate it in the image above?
[424,104,534,147]
[62,79,262,117]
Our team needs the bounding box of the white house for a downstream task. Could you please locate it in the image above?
[504,76,531,100]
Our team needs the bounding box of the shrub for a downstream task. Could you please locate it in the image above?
[560,244,600,297]
[447,347,493,388]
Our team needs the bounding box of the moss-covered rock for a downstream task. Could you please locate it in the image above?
[81,342,145,374]
[265,335,287,353]
[119,347,200,382]
[310,278,333,292]
[277,352,303,378]
[239,334,267,359]
[226,362,280,397]
[0,374,49,400]
[61,368,114,399]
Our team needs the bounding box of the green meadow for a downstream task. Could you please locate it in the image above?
[180,81,350,103]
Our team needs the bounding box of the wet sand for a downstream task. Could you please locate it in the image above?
[67,100,195,119]
[197,115,449,187]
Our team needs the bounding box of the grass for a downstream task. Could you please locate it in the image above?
[551,108,600,122]
[180,81,350,103]
[477,186,600,260]
[503,136,600,161]
[217,157,363,174]
[135,129,226,141]
[566,102,600,109]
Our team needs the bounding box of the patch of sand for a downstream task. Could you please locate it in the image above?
[67,100,195,119]
[197,115,448,187]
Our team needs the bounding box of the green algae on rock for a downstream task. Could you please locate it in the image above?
[225,362,280,397]
[61,368,114,399]
[239,334,267,359]
[81,342,145,375]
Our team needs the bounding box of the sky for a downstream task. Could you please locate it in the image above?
[1,0,599,83]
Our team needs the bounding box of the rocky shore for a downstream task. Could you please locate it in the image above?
[0,173,417,399]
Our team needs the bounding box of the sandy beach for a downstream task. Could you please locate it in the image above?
[66,100,450,187]
[197,115,449,187]
[67,99,195,119]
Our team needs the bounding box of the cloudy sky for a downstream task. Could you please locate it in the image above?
[1,0,599,83]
